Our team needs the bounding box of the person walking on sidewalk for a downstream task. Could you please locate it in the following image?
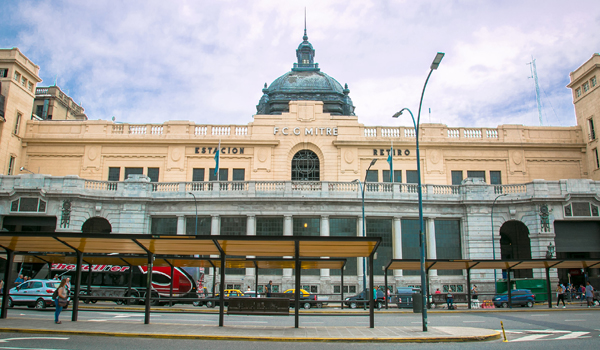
[54,279,68,324]
[585,281,595,307]
[556,283,566,308]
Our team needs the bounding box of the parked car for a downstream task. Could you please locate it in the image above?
[242,290,261,298]
[7,279,64,309]
[493,289,535,308]
[272,289,327,309]
[391,287,419,308]
[205,289,245,307]
[345,290,385,309]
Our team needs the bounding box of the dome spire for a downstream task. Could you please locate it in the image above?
[303,8,308,41]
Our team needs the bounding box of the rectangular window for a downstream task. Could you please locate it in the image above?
[35,105,44,117]
[293,217,320,275]
[256,217,284,275]
[330,218,358,276]
[108,167,120,181]
[451,171,463,185]
[124,167,143,180]
[366,218,392,276]
[209,168,228,181]
[28,81,33,91]
[13,112,22,135]
[192,168,205,181]
[150,217,178,235]
[0,68,7,78]
[185,216,211,235]
[406,170,419,184]
[232,169,245,181]
[583,82,590,92]
[490,171,502,185]
[467,170,486,182]
[366,170,378,182]
[14,71,20,81]
[435,220,462,275]
[401,219,424,275]
[382,170,402,183]
[7,156,15,175]
[220,216,246,274]
[576,88,581,97]
[592,76,597,87]
[147,167,159,182]
[21,77,26,87]
[595,148,600,169]
[589,118,596,140]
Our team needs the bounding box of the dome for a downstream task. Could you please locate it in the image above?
[256,29,355,116]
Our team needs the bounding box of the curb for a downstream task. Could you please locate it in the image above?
[0,328,501,343]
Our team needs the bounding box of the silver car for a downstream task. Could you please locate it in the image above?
[8,279,63,309]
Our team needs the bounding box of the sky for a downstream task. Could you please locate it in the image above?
[2,0,599,128]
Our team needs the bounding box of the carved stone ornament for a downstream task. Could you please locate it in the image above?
[540,204,550,232]
[60,199,72,229]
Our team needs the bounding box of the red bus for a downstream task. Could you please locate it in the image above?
[51,263,202,305]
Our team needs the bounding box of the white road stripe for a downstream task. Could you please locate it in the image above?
[512,334,551,342]
[530,314,549,317]
[463,321,485,323]
[564,319,585,322]
[554,332,589,339]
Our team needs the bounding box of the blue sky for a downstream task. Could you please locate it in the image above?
[2,0,599,128]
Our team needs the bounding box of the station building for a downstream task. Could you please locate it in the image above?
[1,36,599,295]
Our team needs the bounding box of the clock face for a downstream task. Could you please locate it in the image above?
[541,205,548,214]
[63,201,71,210]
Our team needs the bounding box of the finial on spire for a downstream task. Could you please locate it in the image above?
[303,8,308,41]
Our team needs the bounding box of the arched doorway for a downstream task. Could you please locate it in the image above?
[291,150,320,181]
[500,220,532,278]
[82,217,112,234]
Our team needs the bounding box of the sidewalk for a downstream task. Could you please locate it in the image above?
[0,317,500,343]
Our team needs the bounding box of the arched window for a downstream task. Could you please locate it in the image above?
[291,150,320,181]
[82,217,112,234]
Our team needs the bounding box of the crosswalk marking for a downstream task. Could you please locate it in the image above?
[554,332,589,340]
[511,334,550,342]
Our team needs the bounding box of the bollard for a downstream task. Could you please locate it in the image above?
[500,321,508,342]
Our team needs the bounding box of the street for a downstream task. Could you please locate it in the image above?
[1,306,599,348]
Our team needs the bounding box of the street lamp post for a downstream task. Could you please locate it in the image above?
[353,158,377,295]
[491,193,507,293]
[392,52,444,332]
[188,192,198,235]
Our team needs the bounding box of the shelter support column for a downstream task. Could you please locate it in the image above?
[393,216,402,278]
[71,250,83,321]
[283,215,293,278]
[176,215,185,235]
[426,217,437,277]
[320,215,330,278]
[209,214,220,291]
[294,241,300,328]
[546,267,552,308]
[1,249,14,319]
[246,215,256,283]
[144,253,154,324]
[369,253,374,328]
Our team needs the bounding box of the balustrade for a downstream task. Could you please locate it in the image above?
[364,128,377,137]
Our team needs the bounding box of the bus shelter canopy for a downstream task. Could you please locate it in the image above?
[385,259,600,271]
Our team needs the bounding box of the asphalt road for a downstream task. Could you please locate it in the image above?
[1,308,600,349]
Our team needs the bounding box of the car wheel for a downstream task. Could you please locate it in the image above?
[7,298,13,308]
[376,302,383,309]
[35,298,46,309]
[350,302,357,309]
[594,300,599,306]
[206,300,214,308]
[526,301,533,308]
[501,302,508,308]
[91,300,97,304]
[127,291,140,305]
[303,302,311,309]
[193,301,200,307]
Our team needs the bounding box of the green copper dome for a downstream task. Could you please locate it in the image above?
[256,29,355,116]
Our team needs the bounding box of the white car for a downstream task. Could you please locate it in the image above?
[8,279,64,309]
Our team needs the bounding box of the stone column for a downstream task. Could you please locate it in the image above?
[320,215,330,278]
[283,215,293,278]
[246,215,256,279]
[426,217,437,277]
[357,215,364,288]
[393,216,402,277]
[209,214,220,283]
[176,215,185,235]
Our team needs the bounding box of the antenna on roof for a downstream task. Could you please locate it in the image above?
[527,56,543,126]
[303,7,308,41]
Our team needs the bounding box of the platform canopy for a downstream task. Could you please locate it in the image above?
[385,259,600,271]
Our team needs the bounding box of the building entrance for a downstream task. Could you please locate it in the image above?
[500,220,532,278]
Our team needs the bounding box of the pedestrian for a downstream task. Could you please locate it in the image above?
[266,280,272,297]
[14,274,24,286]
[387,287,391,301]
[54,279,68,324]
[0,279,4,294]
[446,287,454,309]
[435,288,441,294]
[556,283,566,308]
[585,281,595,308]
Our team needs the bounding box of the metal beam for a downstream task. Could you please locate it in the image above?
[1,249,14,319]
[71,250,83,321]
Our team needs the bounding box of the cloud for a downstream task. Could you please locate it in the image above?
[2,0,598,128]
